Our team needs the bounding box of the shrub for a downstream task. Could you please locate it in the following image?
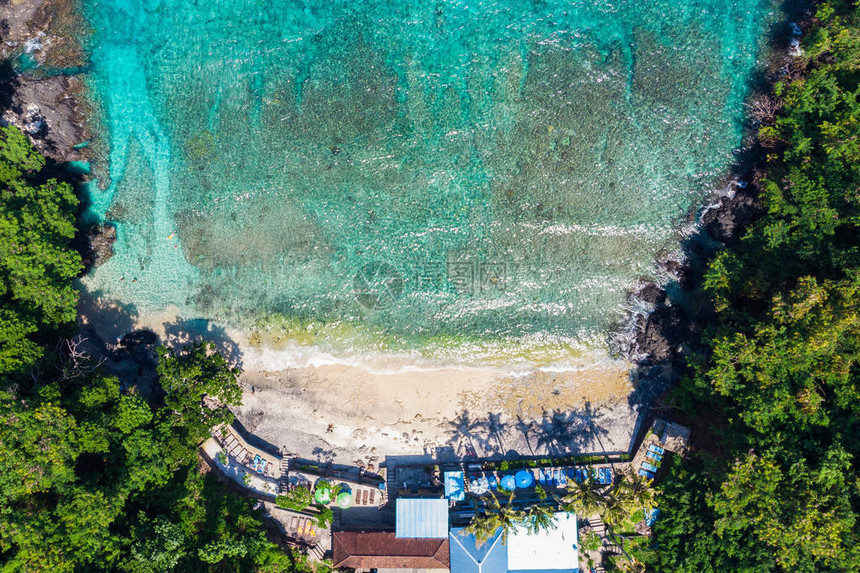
[316,506,333,528]
[275,486,313,511]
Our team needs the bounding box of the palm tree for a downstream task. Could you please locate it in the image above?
[600,491,630,529]
[559,476,604,516]
[464,512,503,545]
[466,491,526,544]
[616,468,656,513]
[525,503,558,535]
[493,491,526,540]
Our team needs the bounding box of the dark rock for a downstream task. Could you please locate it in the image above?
[120,330,158,348]
[81,223,116,268]
[660,259,694,290]
[702,188,763,244]
[634,282,667,305]
[2,74,89,162]
[635,305,690,364]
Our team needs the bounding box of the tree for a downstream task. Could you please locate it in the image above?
[464,491,526,543]
[559,475,605,516]
[0,125,82,379]
[524,503,558,535]
[275,486,313,511]
[157,343,242,445]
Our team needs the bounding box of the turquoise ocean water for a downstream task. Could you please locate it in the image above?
[79,0,776,364]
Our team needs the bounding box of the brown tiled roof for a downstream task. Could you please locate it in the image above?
[332,531,450,569]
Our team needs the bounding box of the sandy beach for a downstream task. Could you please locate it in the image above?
[79,295,644,469]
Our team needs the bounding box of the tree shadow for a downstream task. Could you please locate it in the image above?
[161,317,243,370]
[533,404,610,456]
[444,410,483,459]
[443,405,614,462]
[76,289,139,346]
[311,446,337,464]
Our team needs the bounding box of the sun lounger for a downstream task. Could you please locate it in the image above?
[538,469,548,485]
[369,489,376,504]
[555,469,567,486]
[646,451,662,462]
[648,444,665,455]
[638,469,655,480]
[290,517,298,530]
[642,462,659,473]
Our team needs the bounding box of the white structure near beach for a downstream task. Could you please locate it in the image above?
[448,512,578,573]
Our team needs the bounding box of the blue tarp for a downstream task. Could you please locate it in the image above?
[645,508,660,526]
[445,471,466,502]
[396,498,449,538]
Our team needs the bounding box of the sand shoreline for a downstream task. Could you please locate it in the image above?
[78,296,644,468]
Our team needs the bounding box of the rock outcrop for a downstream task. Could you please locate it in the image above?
[2,74,88,162]
[701,187,763,244]
[80,223,116,268]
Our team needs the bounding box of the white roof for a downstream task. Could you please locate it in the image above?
[507,512,578,572]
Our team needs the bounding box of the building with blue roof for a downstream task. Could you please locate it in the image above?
[396,498,449,539]
[448,512,579,573]
[449,526,508,572]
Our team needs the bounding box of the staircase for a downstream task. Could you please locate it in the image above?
[278,454,290,494]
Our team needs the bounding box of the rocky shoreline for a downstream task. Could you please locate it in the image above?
[1,0,117,266]
[617,7,813,390]
[1,0,91,163]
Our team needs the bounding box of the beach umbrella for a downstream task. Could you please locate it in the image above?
[500,475,516,491]
[335,491,353,508]
[515,470,535,488]
[471,477,489,495]
[314,487,331,504]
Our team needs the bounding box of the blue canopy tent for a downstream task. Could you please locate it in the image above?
[444,471,466,502]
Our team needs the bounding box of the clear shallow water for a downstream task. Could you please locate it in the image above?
[80,0,776,363]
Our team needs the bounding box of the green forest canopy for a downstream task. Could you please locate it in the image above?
[653,2,860,571]
[0,126,321,571]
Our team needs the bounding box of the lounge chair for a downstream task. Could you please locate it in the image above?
[646,451,662,462]
[538,469,549,485]
[638,469,655,480]
[642,462,659,473]
[556,469,567,487]
[648,444,665,455]
[487,475,498,490]
[368,489,376,505]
